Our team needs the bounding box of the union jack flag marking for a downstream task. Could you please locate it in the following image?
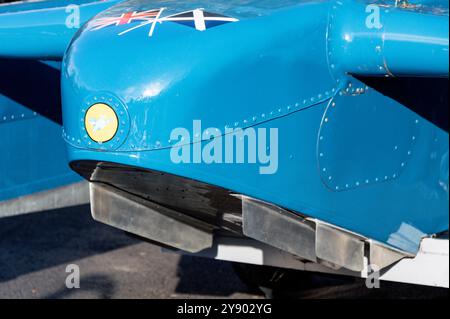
[88,8,239,37]
[89,9,161,30]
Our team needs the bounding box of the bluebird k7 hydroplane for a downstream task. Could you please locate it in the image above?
[1,0,448,288]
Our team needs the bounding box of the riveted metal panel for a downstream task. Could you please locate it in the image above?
[318,85,420,191]
[0,103,38,123]
[63,0,448,254]
[62,1,337,152]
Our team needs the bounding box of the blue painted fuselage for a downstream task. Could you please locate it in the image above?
[58,0,449,253]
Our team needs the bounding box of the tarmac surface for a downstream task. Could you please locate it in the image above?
[0,204,447,299]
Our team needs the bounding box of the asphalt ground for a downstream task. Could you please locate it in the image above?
[0,204,447,299]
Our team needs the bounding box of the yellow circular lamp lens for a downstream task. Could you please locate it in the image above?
[84,103,119,143]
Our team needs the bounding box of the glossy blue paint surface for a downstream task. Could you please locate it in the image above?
[63,1,336,152]
[0,0,121,59]
[329,0,449,77]
[59,0,448,253]
[0,0,122,201]
[0,0,107,13]
[0,59,80,201]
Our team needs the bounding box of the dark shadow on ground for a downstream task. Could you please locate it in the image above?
[276,275,450,299]
[0,204,139,282]
[0,204,447,299]
[43,274,117,299]
[175,256,261,297]
[181,262,449,299]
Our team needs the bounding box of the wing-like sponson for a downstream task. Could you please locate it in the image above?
[0,0,121,209]
[0,0,121,60]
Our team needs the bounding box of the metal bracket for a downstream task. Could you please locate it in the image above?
[90,183,214,253]
[242,196,317,262]
[241,196,410,272]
